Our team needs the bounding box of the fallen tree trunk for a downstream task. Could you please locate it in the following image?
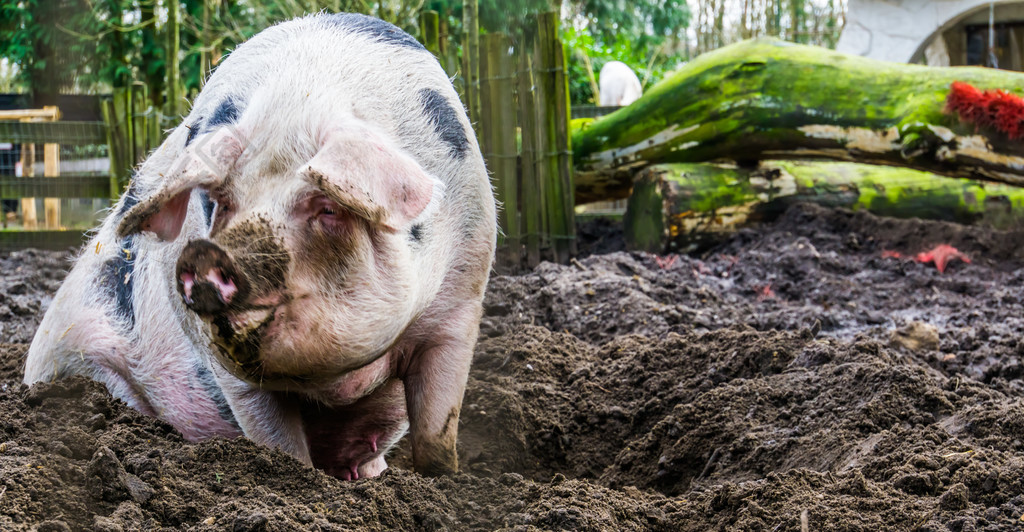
[573,39,1024,204]
[625,161,1024,253]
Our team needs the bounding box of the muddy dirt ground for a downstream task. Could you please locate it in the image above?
[3,203,1024,531]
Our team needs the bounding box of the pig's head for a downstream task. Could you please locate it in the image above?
[118,119,442,388]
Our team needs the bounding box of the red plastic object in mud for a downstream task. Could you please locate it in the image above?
[914,244,971,274]
[946,81,1024,140]
[883,244,971,273]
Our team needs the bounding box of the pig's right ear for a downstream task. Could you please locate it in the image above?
[117,128,243,241]
[299,127,442,233]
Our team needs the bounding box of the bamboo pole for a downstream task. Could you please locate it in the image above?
[534,12,574,263]
[461,0,480,130]
[439,14,455,77]
[132,84,148,163]
[103,91,132,198]
[518,53,542,268]
[420,10,441,63]
[531,40,551,255]
[165,0,182,119]
[101,100,122,199]
[478,35,494,178]
[554,40,576,257]
[140,0,163,109]
[480,33,520,266]
[201,0,212,87]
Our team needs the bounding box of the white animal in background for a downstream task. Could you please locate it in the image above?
[599,61,643,106]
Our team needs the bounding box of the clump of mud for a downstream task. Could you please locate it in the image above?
[3,203,1024,531]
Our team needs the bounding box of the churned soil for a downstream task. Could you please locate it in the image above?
[3,203,1024,531]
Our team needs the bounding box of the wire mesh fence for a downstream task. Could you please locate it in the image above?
[0,119,114,251]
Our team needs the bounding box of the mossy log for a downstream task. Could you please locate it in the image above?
[574,39,1024,204]
[626,161,1024,253]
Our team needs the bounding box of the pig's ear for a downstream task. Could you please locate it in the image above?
[300,127,442,233]
[117,128,243,241]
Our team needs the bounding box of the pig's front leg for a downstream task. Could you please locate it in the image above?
[214,367,312,465]
[403,305,479,476]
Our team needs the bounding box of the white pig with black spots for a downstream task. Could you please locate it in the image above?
[25,13,496,479]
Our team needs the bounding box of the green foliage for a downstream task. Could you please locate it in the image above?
[563,1,691,105]
[0,0,116,98]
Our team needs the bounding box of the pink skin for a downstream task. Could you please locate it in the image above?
[300,378,408,480]
[54,312,242,442]
[180,268,238,305]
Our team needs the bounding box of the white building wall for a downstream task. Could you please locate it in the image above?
[837,0,1018,63]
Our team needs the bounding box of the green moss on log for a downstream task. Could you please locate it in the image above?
[573,39,1024,204]
[626,161,1024,252]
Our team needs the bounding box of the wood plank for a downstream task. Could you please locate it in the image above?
[0,121,108,145]
[20,142,36,230]
[0,174,114,198]
[44,142,60,229]
[0,108,61,121]
[0,230,87,251]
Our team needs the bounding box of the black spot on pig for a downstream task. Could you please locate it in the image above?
[100,236,136,328]
[185,121,202,146]
[418,88,468,158]
[207,99,239,128]
[199,190,215,227]
[193,362,240,429]
[116,180,141,218]
[324,13,425,51]
[410,223,424,244]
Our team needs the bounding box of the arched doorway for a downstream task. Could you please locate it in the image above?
[837,0,1024,68]
[910,1,1024,69]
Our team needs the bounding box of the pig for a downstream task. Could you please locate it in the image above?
[598,61,642,107]
[23,13,496,480]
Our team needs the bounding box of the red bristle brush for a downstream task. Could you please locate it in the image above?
[946,81,1024,140]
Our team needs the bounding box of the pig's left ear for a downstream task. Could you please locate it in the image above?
[300,127,442,233]
[117,127,243,240]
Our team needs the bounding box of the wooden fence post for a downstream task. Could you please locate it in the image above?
[42,106,61,229]
[19,135,36,230]
[534,11,575,263]
[480,33,520,267]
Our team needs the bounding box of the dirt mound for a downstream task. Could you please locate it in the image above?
[3,203,1024,530]
[0,250,69,344]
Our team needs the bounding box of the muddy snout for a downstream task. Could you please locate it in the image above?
[176,239,250,316]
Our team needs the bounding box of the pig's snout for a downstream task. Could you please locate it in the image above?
[176,240,250,316]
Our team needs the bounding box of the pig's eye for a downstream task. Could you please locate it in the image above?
[208,192,234,234]
[306,196,349,234]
